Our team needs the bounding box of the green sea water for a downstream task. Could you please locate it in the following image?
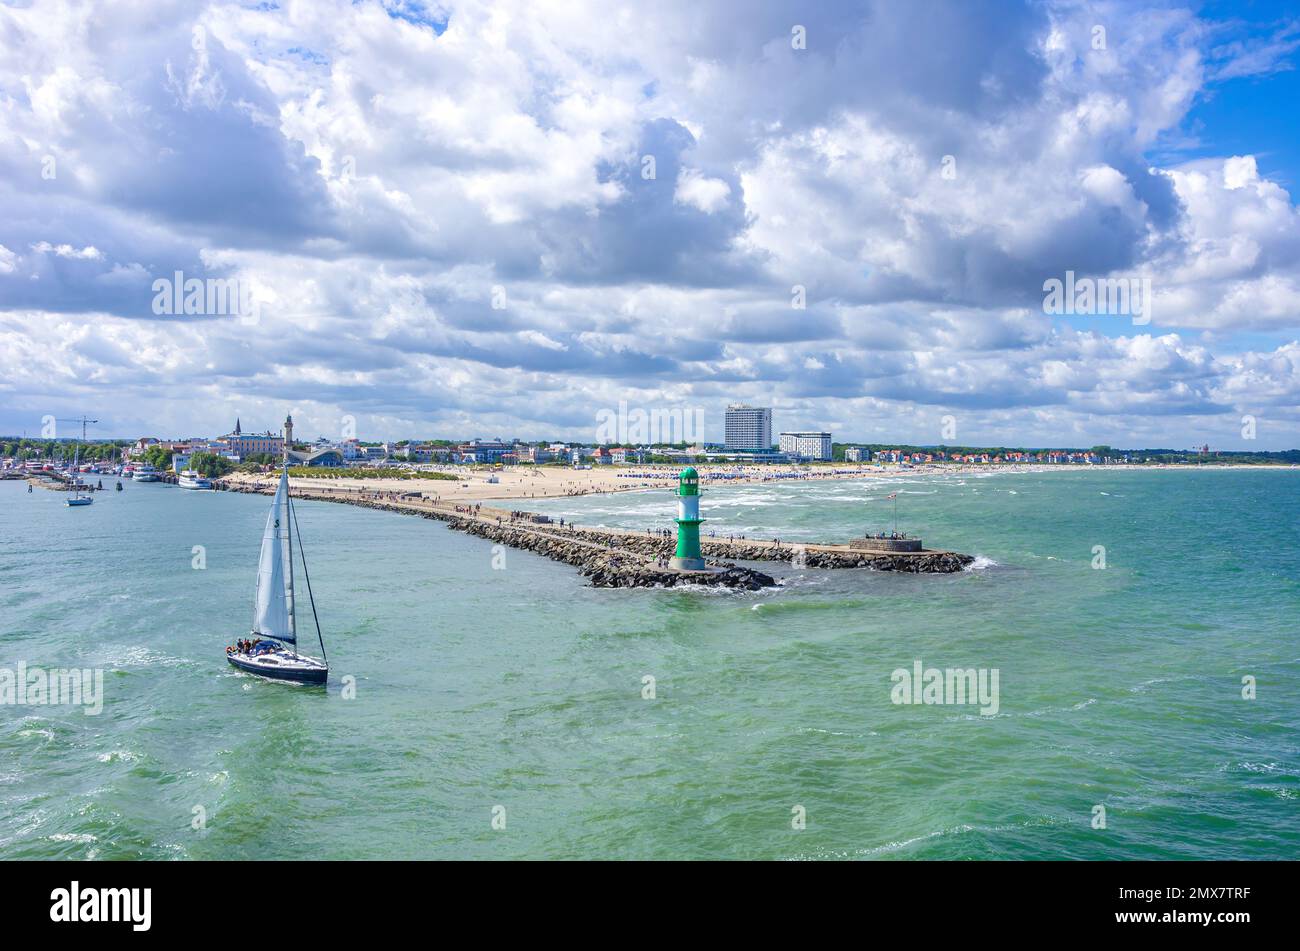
[1,468,1297,859]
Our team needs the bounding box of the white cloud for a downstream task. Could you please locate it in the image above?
[30,242,104,260]
[0,0,1297,448]
[1223,155,1258,190]
[517,329,567,351]
[674,168,731,214]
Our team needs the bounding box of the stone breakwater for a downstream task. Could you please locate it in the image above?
[446,517,776,590]
[557,527,974,573]
[219,483,774,589]
[215,481,973,581]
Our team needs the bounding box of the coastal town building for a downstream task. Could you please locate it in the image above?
[455,439,513,464]
[397,444,453,464]
[778,431,833,461]
[845,447,869,462]
[515,446,555,464]
[724,405,772,451]
[215,419,285,461]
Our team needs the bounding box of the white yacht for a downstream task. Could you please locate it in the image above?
[133,464,160,482]
[178,469,213,490]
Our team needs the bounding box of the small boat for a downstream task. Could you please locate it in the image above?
[226,467,329,685]
[65,443,94,507]
[133,464,160,482]
[178,469,213,490]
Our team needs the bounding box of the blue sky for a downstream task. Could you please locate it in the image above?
[1,0,1299,450]
[1179,1,1300,188]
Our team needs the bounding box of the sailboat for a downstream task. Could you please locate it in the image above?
[226,466,329,684]
[65,442,93,506]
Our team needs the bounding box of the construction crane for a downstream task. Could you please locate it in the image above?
[51,417,100,463]
[54,416,99,442]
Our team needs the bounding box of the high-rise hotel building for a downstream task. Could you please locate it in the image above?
[779,431,833,461]
[724,404,772,451]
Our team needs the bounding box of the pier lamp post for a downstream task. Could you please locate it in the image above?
[670,467,707,571]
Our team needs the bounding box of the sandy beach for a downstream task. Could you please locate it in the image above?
[218,461,1296,506]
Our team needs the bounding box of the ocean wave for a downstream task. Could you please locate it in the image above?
[96,750,140,764]
[796,727,879,737]
[47,832,97,844]
[1130,676,1181,693]
[964,555,999,571]
[89,645,193,670]
[751,598,872,614]
[943,697,1098,721]
[646,582,763,597]
[774,573,830,588]
[844,824,978,858]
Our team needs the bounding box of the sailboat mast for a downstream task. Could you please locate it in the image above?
[77,416,86,499]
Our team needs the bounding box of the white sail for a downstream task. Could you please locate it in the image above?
[253,471,295,643]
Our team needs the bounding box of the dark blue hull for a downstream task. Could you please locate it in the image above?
[227,652,328,685]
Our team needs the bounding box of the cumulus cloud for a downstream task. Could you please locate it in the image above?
[30,242,104,260]
[674,168,731,214]
[0,0,1298,449]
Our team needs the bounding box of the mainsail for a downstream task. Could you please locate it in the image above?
[252,471,295,643]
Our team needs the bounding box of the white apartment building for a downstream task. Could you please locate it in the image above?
[724,405,772,451]
[778,431,832,461]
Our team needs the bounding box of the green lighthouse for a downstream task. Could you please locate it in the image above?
[670,467,707,571]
